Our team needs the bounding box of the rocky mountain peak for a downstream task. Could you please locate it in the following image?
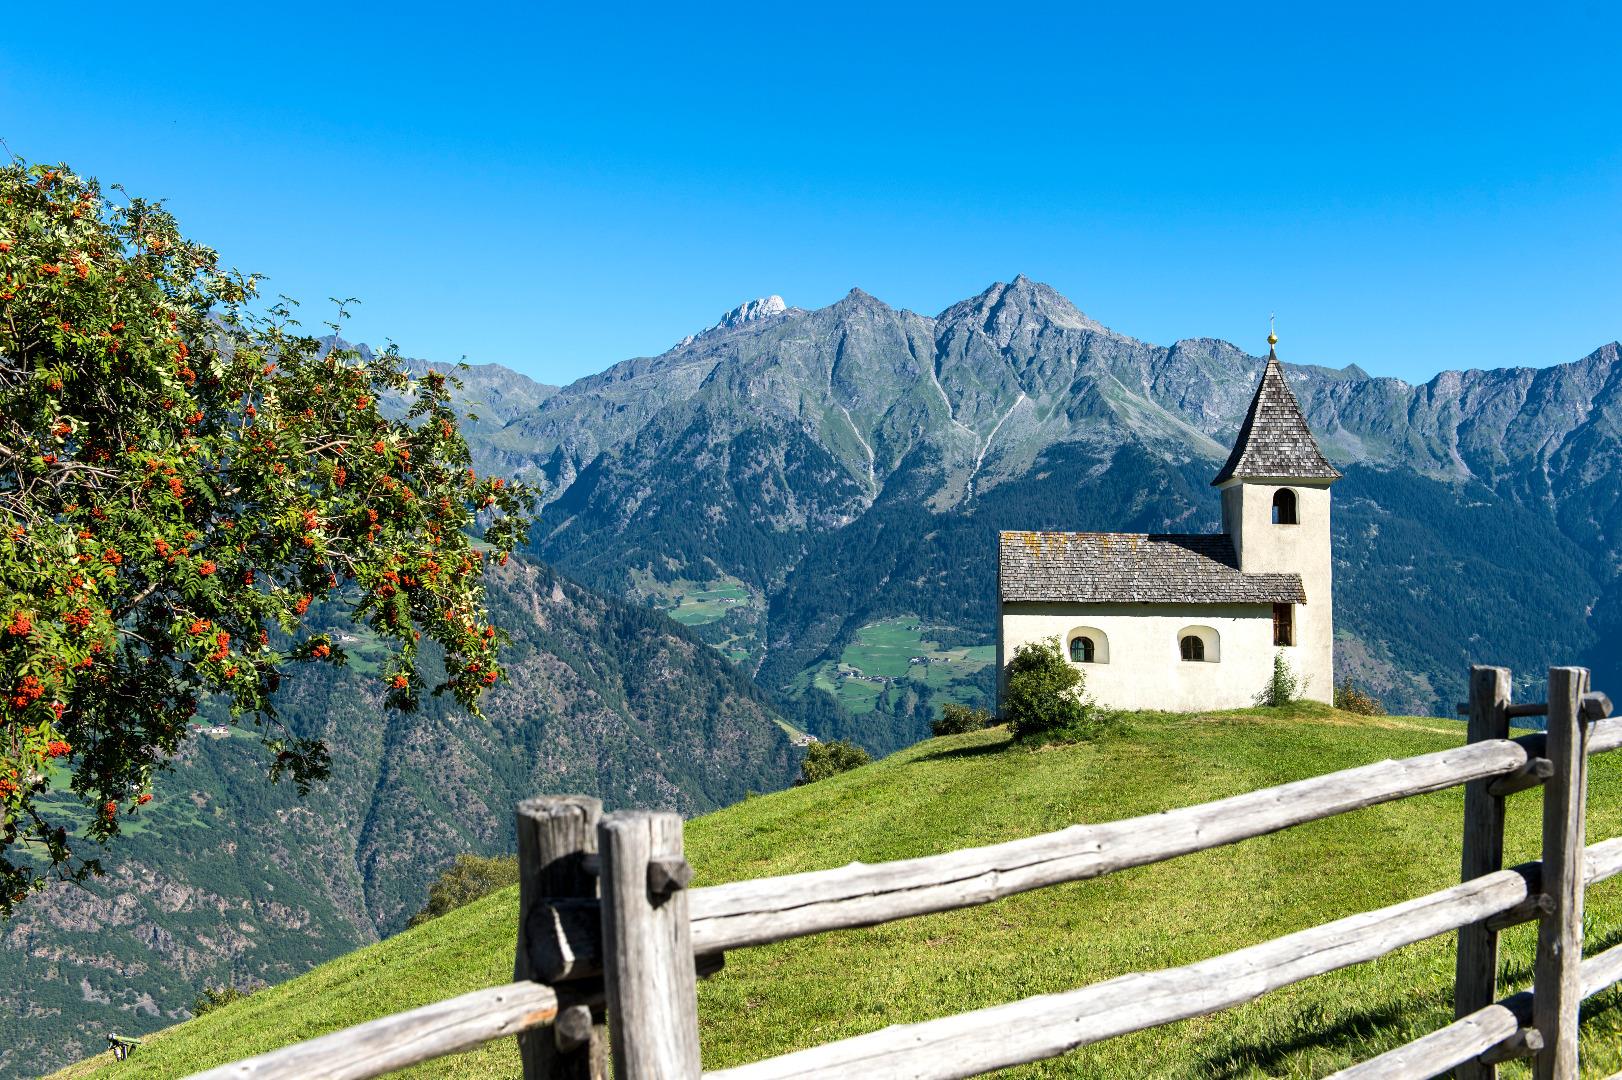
[833,286,890,310]
[716,294,787,330]
[940,276,1106,337]
[676,295,791,348]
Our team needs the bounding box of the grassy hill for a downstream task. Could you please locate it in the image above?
[48,703,1622,1079]
[2,560,800,1079]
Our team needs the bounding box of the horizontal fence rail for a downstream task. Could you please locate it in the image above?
[187,982,561,1080]
[186,664,1622,1080]
[687,739,1533,955]
[1324,935,1622,1080]
[704,868,1541,1080]
[1585,716,1622,756]
[702,837,1622,1080]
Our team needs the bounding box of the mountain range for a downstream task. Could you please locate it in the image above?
[9,276,1621,1077]
[464,277,1617,733]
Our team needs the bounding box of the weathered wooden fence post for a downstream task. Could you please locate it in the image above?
[1533,667,1591,1080]
[515,796,608,1080]
[598,810,702,1080]
[1456,664,1512,1080]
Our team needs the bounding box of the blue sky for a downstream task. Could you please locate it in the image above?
[3,2,1618,386]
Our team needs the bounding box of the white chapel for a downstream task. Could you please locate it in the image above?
[996,335,1340,712]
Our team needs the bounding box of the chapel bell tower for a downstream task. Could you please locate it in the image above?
[1214,328,1340,701]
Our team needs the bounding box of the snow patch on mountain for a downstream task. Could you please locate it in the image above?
[678,295,789,347]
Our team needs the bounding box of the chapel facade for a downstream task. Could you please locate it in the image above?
[996,337,1339,712]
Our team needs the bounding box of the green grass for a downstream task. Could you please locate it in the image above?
[49,703,1622,1077]
[628,570,755,628]
[625,569,764,668]
[807,616,993,714]
[666,583,751,626]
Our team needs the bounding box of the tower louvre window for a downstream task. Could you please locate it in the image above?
[1272,488,1297,525]
[1273,603,1294,646]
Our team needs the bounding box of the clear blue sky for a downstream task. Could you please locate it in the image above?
[3,2,1618,386]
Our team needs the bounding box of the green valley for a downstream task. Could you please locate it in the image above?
[804,616,994,715]
[49,702,1622,1078]
[628,569,762,667]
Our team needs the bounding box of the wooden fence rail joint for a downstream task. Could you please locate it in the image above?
[648,856,694,898]
[526,897,723,985]
[1486,892,1554,933]
[1582,692,1613,722]
[1488,757,1555,797]
[529,899,603,984]
[1479,1026,1544,1065]
[554,1006,594,1055]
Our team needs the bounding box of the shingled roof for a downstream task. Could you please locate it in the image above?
[1212,350,1341,486]
[999,531,1306,605]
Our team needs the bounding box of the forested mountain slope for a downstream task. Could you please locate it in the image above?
[1,561,795,1078]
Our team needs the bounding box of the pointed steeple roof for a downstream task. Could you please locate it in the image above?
[1212,346,1341,486]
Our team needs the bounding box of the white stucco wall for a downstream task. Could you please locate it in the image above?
[998,601,1292,713]
[1221,479,1334,703]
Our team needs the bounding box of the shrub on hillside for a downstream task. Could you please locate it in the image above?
[192,983,257,1017]
[932,702,994,736]
[408,853,520,928]
[1334,678,1385,716]
[1258,650,1308,707]
[1004,637,1106,744]
[796,739,871,784]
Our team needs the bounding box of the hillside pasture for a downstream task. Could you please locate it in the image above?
[808,616,994,715]
[627,570,761,667]
[49,703,1622,1078]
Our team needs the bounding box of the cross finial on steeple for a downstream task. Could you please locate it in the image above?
[1267,313,1278,352]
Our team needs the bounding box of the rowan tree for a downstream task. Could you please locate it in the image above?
[0,159,536,913]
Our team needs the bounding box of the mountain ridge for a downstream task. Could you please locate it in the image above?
[448,278,1622,731]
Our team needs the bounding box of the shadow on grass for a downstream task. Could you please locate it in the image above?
[914,737,1015,762]
[917,723,1136,762]
[1200,927,1622,1078]
[1199,999,1415,1079]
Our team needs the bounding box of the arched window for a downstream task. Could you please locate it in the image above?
[1177,625,1220,662]
[1272,488,1298,525]
[1066,627,1109,664]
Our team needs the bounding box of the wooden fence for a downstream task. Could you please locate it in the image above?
[191,664,1622,1080]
